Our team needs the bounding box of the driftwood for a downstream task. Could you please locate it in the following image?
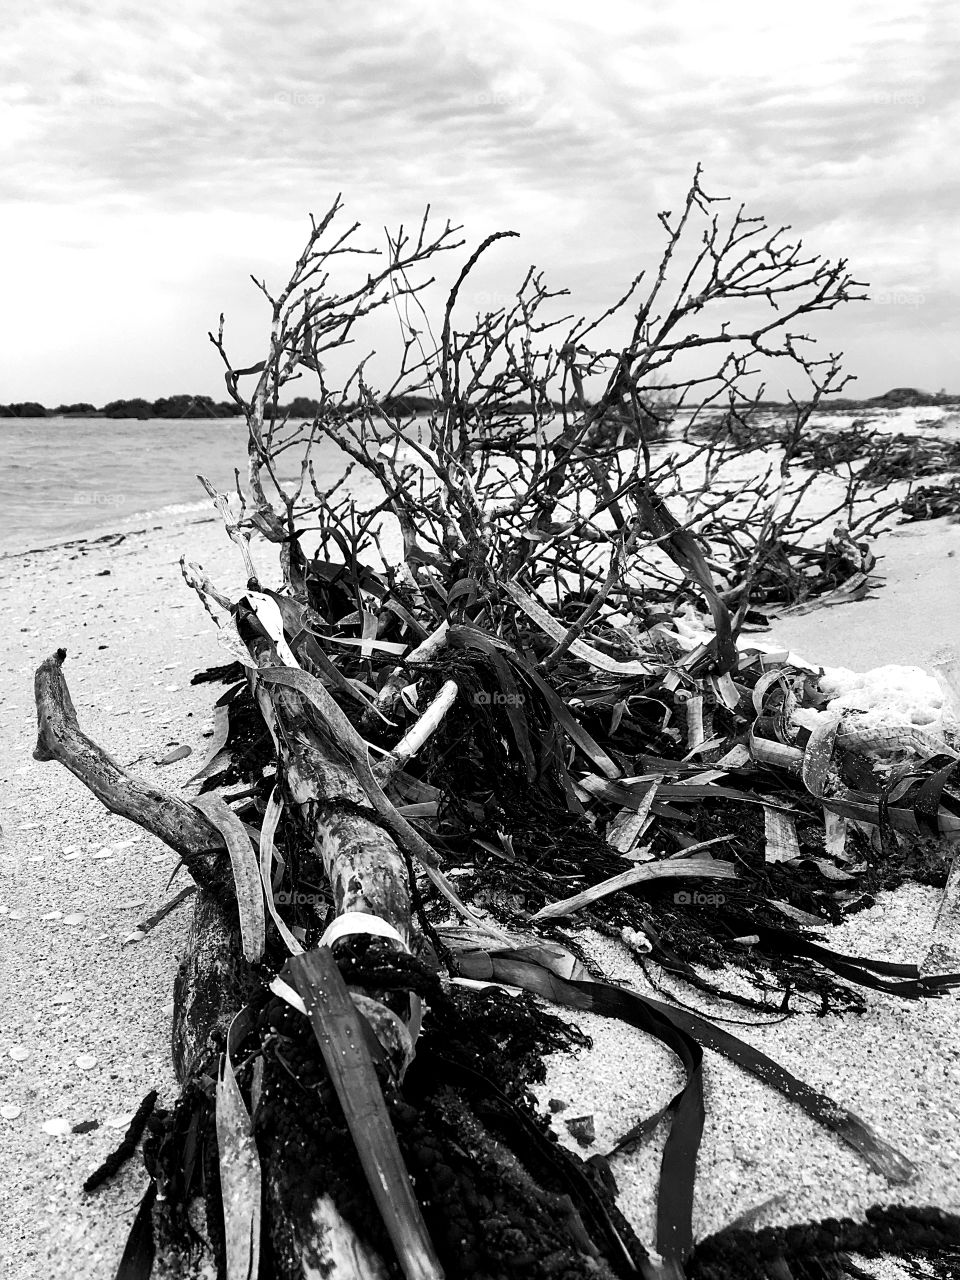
[33,644,417,1278]
[34,648,229,898]
[32,616,627,1279]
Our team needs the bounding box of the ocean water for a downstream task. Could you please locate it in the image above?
[0,417,346,555]
[2,406,953,559]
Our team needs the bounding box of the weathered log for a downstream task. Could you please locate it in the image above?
[172,891,249,1082]
[33,644,397,1277]
[237,606,415,946]
[266,1194,390,1280]
[166,896,393,1279]
[33,649,228,897]
[37,606,620,1278]
[151,891,245,1280]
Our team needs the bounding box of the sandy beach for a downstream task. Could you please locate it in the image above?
[1,506,958,1278]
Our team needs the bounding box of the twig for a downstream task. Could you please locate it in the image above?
[376,680,459,784]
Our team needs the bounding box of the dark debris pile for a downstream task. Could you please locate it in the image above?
[162,558,960,1280]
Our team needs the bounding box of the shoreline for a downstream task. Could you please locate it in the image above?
[0,510,220,562]
[4,400,956,563]
[0,507,957,1276]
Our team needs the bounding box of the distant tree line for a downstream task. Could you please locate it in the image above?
[1,386,954,422]
[0,395,242,419]
[0,392,507,420]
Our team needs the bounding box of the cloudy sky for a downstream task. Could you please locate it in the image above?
[3,0,957,404]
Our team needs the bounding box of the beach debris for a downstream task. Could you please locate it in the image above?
[824,809,849,860]
[155,744,192,765]
[902,479,960,522]
[105,1112,136,1129]
[564,1113,596,1147]
[722,1191,789,1232]
[8,1046,29,1061]
[83,1090,157,1192]
[291,948,442,1280]
[186,697,232,781]
[122,885,196,946]
[764,807,801,863]
[0,1104,22,1120]
[75,1053,98,1070]
[72,1119,100,1134]
[30,182,960,1280]
[920,855,960,976]
[191,794,264,961]
[532,857,737,922]
[621,926,653,955]
[215,1024,262,1280]
[42,1118,71,1136]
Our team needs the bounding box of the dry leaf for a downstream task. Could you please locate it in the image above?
[764,807,800,863]
[216,1025,262,1280]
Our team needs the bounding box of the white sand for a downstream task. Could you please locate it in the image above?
[769,514,960,671]
[0,514,255,1277]
[0,507,957,1277]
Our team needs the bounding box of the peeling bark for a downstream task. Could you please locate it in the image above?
[172,891,249,1082]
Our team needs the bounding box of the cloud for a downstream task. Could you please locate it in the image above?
[2,0,957,399]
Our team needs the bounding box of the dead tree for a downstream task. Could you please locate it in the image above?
[33,172,950,1280]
